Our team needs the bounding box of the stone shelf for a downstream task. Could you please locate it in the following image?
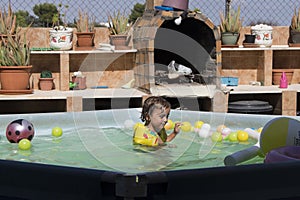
[30,49,137,91]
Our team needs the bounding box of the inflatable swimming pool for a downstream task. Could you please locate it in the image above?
[0,109,300,199]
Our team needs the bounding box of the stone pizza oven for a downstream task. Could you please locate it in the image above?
[133,0,222,94]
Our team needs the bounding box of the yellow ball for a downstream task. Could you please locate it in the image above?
[228,132,238,142]
[164,119,175,130]
[257,127,263,133]
[52,127,63,137]
[237,130,249,142]
[211,132,223,142]
[217,125,227,133]
[181,121,192,132]
[18,139,31,150]
[194,121,204,129]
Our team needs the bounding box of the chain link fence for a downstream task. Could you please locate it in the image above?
[1,0,299,26]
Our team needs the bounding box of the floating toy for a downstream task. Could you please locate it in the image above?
[194,121,204,129]
[211,132,222,142]
[237,130,249,142]
[265,146,300,163]
[228,132,238,142]
[124,120,135,129]
[164,119,175,130]
[257,127,263,133]
[52,127,63,137]
[181,121,192,132]
[198,123,211,138]
[221,127,231,137]
[18,139,31,150]
[244,128,259,140]
[224,117,300,166]
[6,119,35,143]
[217,124,226,133]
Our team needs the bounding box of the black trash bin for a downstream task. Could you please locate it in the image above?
[228,100,273,114]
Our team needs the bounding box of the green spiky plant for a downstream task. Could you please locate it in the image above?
[40,70,52,78]
[219,6,242,33]
[291,8,300,32]
[76,10,95,32]
[108,11,131,35]
[0,34,30,66]
[0,2,17,35]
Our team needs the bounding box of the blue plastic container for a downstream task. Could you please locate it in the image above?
[220,77,239,86]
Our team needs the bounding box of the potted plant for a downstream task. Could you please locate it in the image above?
[0,2,17,38]
[71,71,86,90]
[75,10,95,48]
[49,3,73,50]
[0,34,32,92]
[219,6,242,45]
[39,70,54,90]
[108,11,131,49]
[289,7,300,45]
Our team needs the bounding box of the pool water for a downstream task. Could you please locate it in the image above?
[0,126,264,174]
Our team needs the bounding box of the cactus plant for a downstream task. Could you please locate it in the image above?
[0,34,30,66]
[76,10,95,32]
[39,70,54,90]
[108,11,131,35]
[219,6,242,33]
[0,2,17,35]
[40,70,53,78]
[291,8,300,32]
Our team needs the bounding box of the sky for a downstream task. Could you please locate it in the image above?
[0,0,298,26]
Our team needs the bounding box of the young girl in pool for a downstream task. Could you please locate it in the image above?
[133,96,181,146]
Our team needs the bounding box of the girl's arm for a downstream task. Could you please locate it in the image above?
[166,122,181,142]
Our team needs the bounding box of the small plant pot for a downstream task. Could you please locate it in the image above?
[39,78,54,90]
[71,76,86,90]
[109,35,128,50]
[221,32,239,45]
[243,34,255,43]
[272,69,294,85]
[290,29,300,44]
[76,32,95,47]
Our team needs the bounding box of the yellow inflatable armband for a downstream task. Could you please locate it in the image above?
[133,125,158,147]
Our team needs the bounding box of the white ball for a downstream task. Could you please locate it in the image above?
[198,123,211,138]
[221,127,231,136]
[124,120,135,129]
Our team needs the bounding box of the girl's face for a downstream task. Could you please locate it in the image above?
[148,106,170,133]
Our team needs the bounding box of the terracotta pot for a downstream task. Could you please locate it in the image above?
[272,69,294,85]
[76,32,95,47]
[109,35,127,48]
[39,78,54,90]
[0,66,32,90]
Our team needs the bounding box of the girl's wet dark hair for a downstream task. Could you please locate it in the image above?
[141,96,171,125]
